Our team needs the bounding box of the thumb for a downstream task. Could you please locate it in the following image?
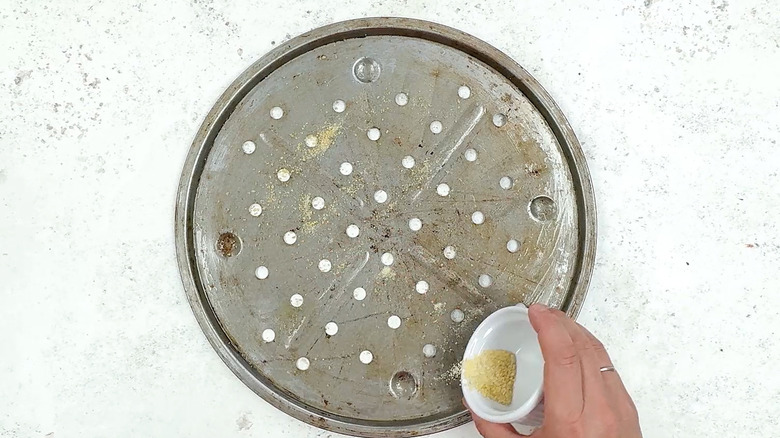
[471,415,526,438]
[466,402,531,438]
[523,427,546,438]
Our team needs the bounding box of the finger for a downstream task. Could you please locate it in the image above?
[578,324,634,405]
[470,411,527,437]
[464,399,526,437]
[551,309,608,402]
[528,304,584,423]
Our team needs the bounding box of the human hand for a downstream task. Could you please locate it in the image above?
[468,304,642,438]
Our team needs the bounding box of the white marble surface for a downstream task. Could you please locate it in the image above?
[2,1,779,437]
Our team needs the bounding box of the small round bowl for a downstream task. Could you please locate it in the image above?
[461,304,544,424]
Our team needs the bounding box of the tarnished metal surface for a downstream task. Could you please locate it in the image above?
[175,18,596,437]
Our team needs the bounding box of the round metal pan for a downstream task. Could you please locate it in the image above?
[175,17,596,438]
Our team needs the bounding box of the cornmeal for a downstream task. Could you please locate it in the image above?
[463,349,516,405]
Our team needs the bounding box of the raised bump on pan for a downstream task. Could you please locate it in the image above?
[353,57,381,83]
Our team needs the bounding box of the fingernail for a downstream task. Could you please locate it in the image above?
[529,303,549,312]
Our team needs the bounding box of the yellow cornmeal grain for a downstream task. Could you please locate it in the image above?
[463,349,516,405]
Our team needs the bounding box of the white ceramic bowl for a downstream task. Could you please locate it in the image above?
[461,304,544,425]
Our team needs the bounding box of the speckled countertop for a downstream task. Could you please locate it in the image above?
[1,1,779,437]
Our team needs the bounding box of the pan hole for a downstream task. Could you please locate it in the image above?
[216,232,241,257]
[270,106,284,120]
[296,357,310,370]
[423,344,437,358]
[283,231,297,245]
[367,127,381,141]
[277,168,291,182]
[436,183,450,197]
[381,252,394,266]
[262,329,275,342]
[408,218,422,231]
[430,121,443,134]
[471,211,485,225]
[402,155,415,169]
[248,203,263,217]
[507,239,520,253]
[500,176,514,190]
[242,141,256,154]
[443,246,456,260]
[354,57,381,83]
[478,274,493,288]
[359,350,374,364]
[305,134,318,148]
[374,190,388,204]
[325,322,339,336]
[290,294,304,307]
[353,287,367,301]
[311,196,325,210]
[346,224,360,238]
[415,280,429,294]
[333,99,346,113]
[318,259,332,273]
[458,85,472,99]
[395,92,409,106]
[492,113,507,127]
[464,148,477,162]
[390,371,418,398]
[340,162,353,176]
[387,315,401,329]
[450,309,465,323]
[529,196,557,221]
[255,266,269,280]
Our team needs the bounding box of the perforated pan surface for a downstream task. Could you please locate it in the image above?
[175,18,596,438]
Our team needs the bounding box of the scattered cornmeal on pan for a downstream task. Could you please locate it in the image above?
[463,349,517,406]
